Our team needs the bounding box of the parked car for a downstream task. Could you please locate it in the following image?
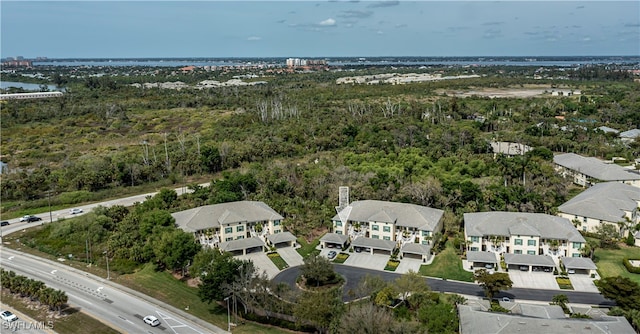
[143,315,160,327]
[0,310,18,322]
[567,269,575,274]
[20,215,42,223]
[502,297,511,302]
[519,266,529,271]
[0,221,9,227]
[69,208,83,215]
[484,263,494,269]
[355,247,362,253]
[327,251,337,259]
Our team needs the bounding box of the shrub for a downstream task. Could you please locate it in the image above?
[384,260,400,271]
[622,258,640,274]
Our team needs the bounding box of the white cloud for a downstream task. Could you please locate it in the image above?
[247,36,261,41]
[319,18,336,26]
[582,36,591,41]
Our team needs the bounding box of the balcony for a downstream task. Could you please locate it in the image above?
[199,234,220,248]
[348,224,368,239]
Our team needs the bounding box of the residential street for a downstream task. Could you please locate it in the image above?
[272,265,615,306]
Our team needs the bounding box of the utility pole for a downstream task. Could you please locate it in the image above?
[224,296,231,332]
[104,250,110,280]
[47,189,53,223]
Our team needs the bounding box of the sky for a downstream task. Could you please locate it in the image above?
[1,1,639,58]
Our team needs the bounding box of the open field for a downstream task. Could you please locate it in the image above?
[594,243,640,285]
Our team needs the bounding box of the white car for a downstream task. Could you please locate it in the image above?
[69,208,83,215]
[1,310,18,322]
[143,315,160,327]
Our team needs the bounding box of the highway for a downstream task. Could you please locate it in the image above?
[0,247,226,334]
[0,183,209,238]
[273,265,616,307]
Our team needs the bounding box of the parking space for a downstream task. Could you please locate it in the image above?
[237,252,279,278]
[343,252,389,270]
[509,270,558,290]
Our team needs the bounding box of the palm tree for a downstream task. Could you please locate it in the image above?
[50,289,68,314]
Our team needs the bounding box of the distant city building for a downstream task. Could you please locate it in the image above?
[2,59,33,67]
[0,92,63,100]
[286,58,327,68]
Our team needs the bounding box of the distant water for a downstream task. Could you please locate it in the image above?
[0,81,63,91]
[32,57,640,68]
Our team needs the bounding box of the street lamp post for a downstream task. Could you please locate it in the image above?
[224,296,231,332]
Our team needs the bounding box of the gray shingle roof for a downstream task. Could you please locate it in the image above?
[560,256,597,270]
[266,231,296,245]
[400,243,431,255]
[320,233,349,245]
[597,126,619,134]
[351,236,396,251]
[490,141,532,155]
[558,182,640,222]
[466,251,498,263]
[332,200,444,231]
[620,128,640,139]
[218,237,265,252]
[172,201,284,232]
[503,253,556,266]
[464,212,585,243]
[458,304,635,334]
[553,153,640,182]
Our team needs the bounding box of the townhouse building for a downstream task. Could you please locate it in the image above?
[172,201,294,255]
[558,181,640,235]
[464,212,586,271]
[553,153,640,187]
[325,196,444,261]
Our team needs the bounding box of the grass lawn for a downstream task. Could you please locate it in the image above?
[556,277,574,290]
[118,264,287,334]
[296,237,320,259]
[333,253,349,264]
[593,243,640,285]
[267,252,289,270]
[1,290,118,334]
[419,239,474,282]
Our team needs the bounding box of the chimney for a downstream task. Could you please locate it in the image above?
[338,186,349,211]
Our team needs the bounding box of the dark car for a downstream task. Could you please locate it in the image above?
[25,216,42,223]
[0,221,9,227]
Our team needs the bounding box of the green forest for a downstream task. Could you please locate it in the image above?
[2,63,640,332]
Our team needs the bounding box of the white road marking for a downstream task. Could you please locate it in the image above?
[51,270,57,275]
[97,287,104,292]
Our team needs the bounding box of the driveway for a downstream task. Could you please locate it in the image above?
[343,252,389,271]
[237,252,279,279]
[277,247,304,267]
[509,270,558,290]
[569,274,600,293]
[396,258,423,274]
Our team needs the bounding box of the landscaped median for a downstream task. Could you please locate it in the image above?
[556,276,574,290]
[267,252,289,270]
[384,259,400,271]
[332,252,349,264]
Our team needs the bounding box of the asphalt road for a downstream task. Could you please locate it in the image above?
[273,264,615,307]
[0,247,226,334]
[0,183,209,238]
